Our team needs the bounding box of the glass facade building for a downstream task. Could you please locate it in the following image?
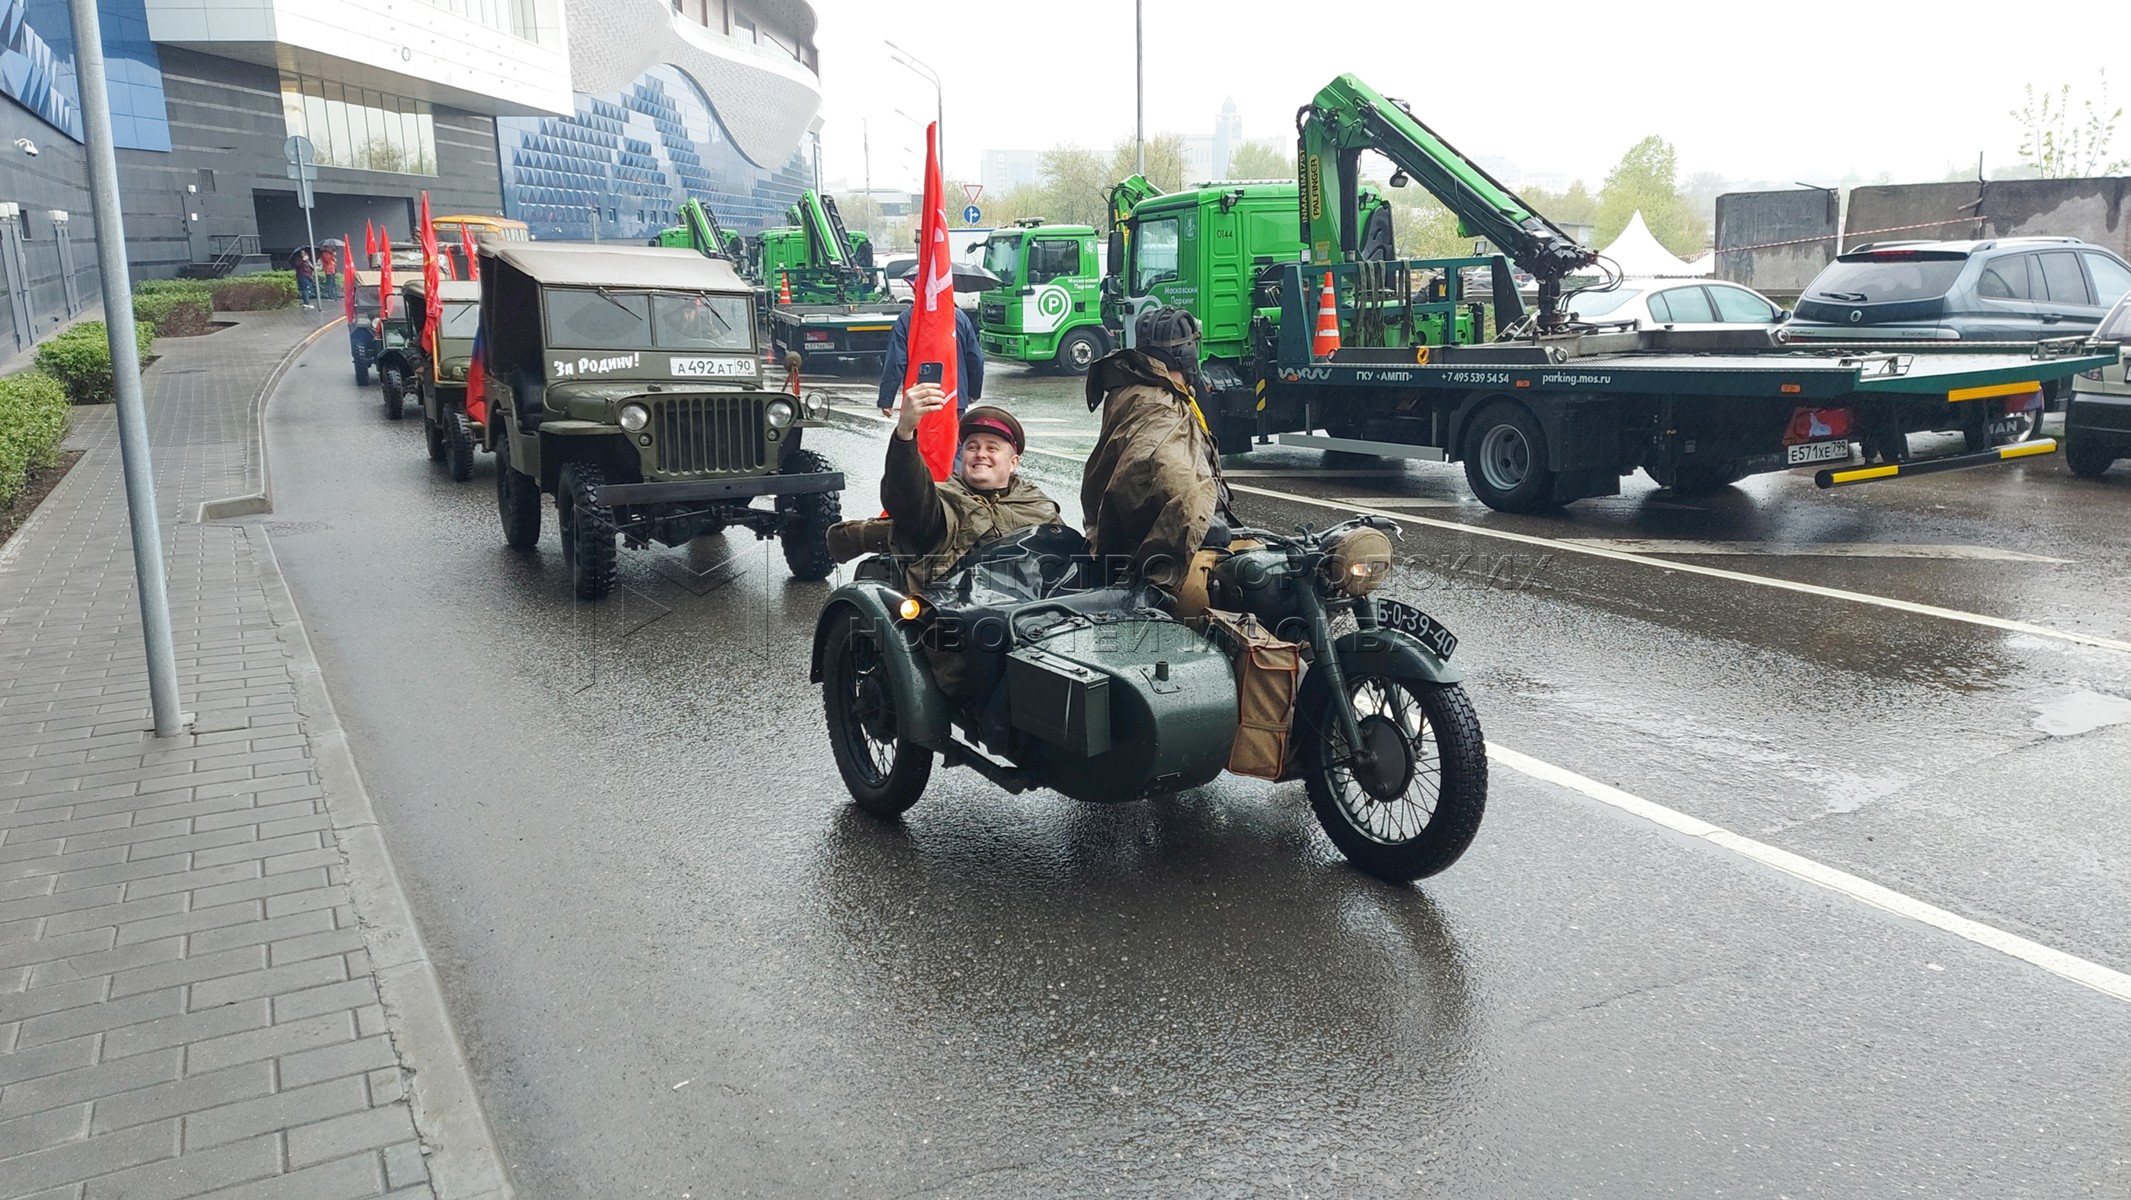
[497,62,817,243]
[279,73,438,176]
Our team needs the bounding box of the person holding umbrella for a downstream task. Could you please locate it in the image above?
[318,239,344,300]
[876,258,999,416]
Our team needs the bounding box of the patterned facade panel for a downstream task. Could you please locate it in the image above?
[9,0,171,150]
[497,63,815,243]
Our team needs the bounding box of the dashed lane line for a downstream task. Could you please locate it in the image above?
[820,408,2131,655]
[1487,742,2131,1006]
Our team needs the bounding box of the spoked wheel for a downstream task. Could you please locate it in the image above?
[1301,668,1487,882]
[822,610,931,816]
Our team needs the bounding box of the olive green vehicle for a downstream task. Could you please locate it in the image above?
[401,278,486,481]
[478,243,845,600]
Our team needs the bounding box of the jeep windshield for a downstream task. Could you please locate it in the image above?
[543,288,750,352]
[439,302,480,339]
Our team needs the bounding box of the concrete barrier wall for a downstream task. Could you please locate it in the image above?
[1843,177,2130,258]
[1715,190,1838,297]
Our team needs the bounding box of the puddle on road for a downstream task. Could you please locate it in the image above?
[2031,689,2131,737]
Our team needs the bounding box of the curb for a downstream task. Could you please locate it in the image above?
[253,532,514,1199]
[198,313,342,522]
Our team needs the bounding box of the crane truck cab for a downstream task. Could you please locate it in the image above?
[977,219,1109,374]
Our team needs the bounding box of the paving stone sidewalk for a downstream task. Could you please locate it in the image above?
[0,311,496,1199]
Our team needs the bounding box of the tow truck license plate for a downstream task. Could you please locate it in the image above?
[1786,440,1850,466]
[669,356,757,378]
[1375,599,1458,660]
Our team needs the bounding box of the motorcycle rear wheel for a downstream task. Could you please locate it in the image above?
[823,610,932,816]
[1300,671,1487,882]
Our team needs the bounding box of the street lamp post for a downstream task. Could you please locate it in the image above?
[66,0,183,737]
[1135,0,1144,175]
[884,41,943,172]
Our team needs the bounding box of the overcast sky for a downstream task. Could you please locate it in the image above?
[810,0,2121,195]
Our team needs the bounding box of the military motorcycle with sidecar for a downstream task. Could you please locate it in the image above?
[810,517,1488,881]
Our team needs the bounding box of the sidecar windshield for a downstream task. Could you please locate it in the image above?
[925,524,1091,604]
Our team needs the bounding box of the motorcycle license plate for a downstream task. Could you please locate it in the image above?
[1375,599,1458,660]
[1786,440,1851,466]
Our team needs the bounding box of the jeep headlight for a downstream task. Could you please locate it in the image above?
[618,403,649,432]
[766,398,796,429]
[1322,526,1395,596]
[801,391,828,419]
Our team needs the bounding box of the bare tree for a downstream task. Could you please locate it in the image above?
[2013,70,2128,178]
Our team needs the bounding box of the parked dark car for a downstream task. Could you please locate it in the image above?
[2066,292,2131,478]
[1784,237,2131,344]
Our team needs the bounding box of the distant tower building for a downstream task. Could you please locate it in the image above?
[1212,96,1241,179]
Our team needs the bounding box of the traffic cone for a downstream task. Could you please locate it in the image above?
[1312,271,1341,359]
[778,272,793,305]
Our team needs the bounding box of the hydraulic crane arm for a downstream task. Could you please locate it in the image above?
[1107,174,1163,232]
[1298,73,1596,328]
[676,198,733,260]
[794,190,853,270]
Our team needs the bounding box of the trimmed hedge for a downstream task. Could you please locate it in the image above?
[133,271,301,314]
[34,321,157,406]
[0,370,71,509]
[134,291,215,338]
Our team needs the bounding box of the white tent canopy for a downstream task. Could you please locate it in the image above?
[1596,211,1710,278]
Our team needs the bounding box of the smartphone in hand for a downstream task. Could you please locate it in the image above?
[917,360,944,385]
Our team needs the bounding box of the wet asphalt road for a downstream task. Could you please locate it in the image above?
[263,342,2129,1197]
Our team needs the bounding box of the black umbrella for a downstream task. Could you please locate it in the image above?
[894,259,1003,292]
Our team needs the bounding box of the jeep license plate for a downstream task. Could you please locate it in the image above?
[1375,599,1458,661]
[669,356,757,378]
[1786,440,1850,466]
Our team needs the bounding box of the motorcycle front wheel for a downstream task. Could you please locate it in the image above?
[1300,669,1487,882]
[822,610,933,817]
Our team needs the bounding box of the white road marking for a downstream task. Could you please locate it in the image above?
[1555,538,2070,563]
[826,409,2131,653]
[1486,742,2131,1005]
[1227,482,2131,656]
[1329,495,1467,509]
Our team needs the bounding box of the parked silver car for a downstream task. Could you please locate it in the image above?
[1564,279,1787,331]
[2066,292,2131,478]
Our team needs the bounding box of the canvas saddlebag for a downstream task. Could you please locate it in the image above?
[1199,608,1303,780]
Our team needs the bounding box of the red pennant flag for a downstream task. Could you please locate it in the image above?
[902,122,959,479]
[465,323,488,428]
[342,234,356,324]
[365,222,377,264]
[419,193,442,360]
[379,233,393,316]
[461,225,480,282]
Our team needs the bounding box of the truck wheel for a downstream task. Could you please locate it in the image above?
[495,435,541,549]
[1461,401,1557,513]
[444,408,475,483]
[778,448,842,581]
[424,413,446,462]
[1298,668,1487,883]
[557,463,617,600]
[1055,329,1104,375]
[822,609,933,816]
[381,367,406,421]
[2065,435,2118,479]
[354,361,371,387]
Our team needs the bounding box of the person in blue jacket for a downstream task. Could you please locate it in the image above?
[877,303,984,415]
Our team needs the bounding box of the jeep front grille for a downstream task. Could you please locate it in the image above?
[651,395,767,475]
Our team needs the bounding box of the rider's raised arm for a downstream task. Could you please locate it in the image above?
[881,434,948,558]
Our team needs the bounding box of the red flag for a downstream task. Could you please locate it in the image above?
[341,234,356,324]
[465,323,488,428]
[461,225,480,282]
[379,234,393,317]
[365,222,377,264]
[901,122,959,479]
[419,192,442,359]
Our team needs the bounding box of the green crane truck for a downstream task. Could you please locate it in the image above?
[1110,72,2112,512]
[763,189,899,372]
[649,198,745,264]
[976,219,1110,374]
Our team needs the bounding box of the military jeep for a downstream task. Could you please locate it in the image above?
[479,243,845,600]
[371,278,422,421]
[348,270,385,388]
[401,278,485,480]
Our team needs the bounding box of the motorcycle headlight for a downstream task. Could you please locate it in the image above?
[618,403,649,432]
[766,398,796,429]
[1322,526,1395,596]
